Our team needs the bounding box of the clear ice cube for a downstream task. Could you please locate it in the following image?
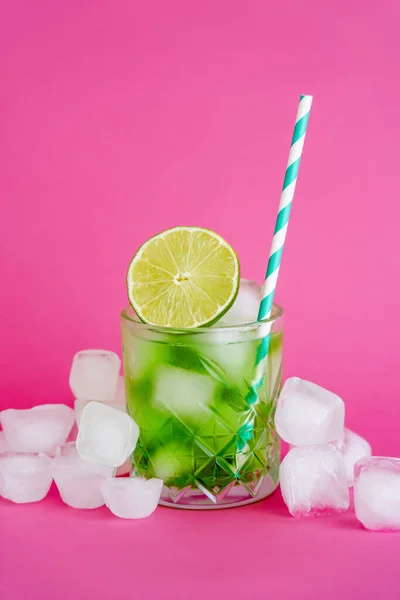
[0,404,75,455]
[150,442,191,482]
[275,378,345,446]
[76,402,139,467]
[152,365,216,419]
[354,456,400,531]
[51,442,114,509]
[74,398,125,428]
[101,476,163,519]
[69,350,121,402]
[339,429,372,486]
[216,280,261,326]
[279,444,350,517]
[0,453,52,503]
[196,338,257,388]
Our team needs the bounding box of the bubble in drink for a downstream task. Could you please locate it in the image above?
[275,378,345,446]
[0,404,75,455]
[339,429,372,486]
[279,444,349,517]
[76,402,139,467]
[152,365,216,419]
[51,442,114,509]
[0,453,52,504]
[69,350,121,402]
[354,456,400,531]
[101,476,163,519]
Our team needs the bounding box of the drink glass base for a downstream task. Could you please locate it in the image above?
[158,475,279,510]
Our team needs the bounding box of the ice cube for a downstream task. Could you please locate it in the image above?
[0,453,52,503]
[70,350,121,402]
[339,429,372,486]
[152,365,216,419]
[217,280,261,326]
[275,378,345,446]
[150,442,191,482]
[198,326,281,392]
[76,402,139,467]
[354,457,400,531]
[51,442,114,509]
[279,444,349,517]
[196,338,257,388]
[74,398,125,428]
[101,476,163,519]
[0,431,11,453]
[0,404,75,454]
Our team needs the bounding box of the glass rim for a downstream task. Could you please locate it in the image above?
[120,301,283,335]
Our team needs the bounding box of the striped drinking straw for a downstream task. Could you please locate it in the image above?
[247,94,313,405]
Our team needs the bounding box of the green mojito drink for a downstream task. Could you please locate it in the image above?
[121,281,283,509]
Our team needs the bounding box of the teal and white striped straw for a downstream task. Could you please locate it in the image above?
[248,94,313,405]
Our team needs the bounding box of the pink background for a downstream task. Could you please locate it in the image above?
[1,1,400,598]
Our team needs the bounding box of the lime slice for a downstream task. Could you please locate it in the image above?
[126,226,240,328]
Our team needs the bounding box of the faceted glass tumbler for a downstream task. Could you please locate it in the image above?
[120,294,283,509]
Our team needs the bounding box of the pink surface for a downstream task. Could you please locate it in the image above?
[2,488,400,600]
[1,1,400,598]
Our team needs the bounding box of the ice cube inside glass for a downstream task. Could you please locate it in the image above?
[121,279,284,509]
